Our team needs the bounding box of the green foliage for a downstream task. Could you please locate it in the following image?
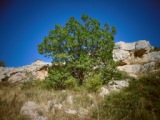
[64,76,78,89]
[93,71,160,120]
[0,60,5,67]
[38,14,116,85]
[85,75,102,92]
[150,46,160,52]
[44,65,72,90]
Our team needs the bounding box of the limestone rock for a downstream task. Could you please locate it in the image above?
[8,72,28,83]
[135,40,151,52]
[117,64,142,74]
[113,49,130,61]
[141,62,156,72]
[114,41,135,51]
[143,51,160,62]
[0,60,52,83]
[21,101,47,120]
[108,80,129,91]
[99,87,109,97]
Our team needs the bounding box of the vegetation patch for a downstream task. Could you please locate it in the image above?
[92,71,160,120]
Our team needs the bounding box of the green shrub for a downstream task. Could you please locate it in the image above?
[150,46,160,52]
[0,60,5,67]
[44,65,72,90]
[85,75,102,92]
[93,71,160,120]
[112,70,131,80]
[64,76,78,89]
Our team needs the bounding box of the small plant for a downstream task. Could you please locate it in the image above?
[150,46,160,52]
[85,75,102,92]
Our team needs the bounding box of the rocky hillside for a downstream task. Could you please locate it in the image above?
[0,40,159,83]
[0,40,160,120]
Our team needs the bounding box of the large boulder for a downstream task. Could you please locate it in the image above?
[99,87,110,97]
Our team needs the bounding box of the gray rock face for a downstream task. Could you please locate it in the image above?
[114,41,135,51]
[135,40,151,52]
[117,64,142,74]
[113,40,160,77]
[21,101,48,120]
[144,51,160,62]
[0,60,52,83]
[113,49,130,61]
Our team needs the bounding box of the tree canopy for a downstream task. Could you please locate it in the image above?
[38,14,117,86]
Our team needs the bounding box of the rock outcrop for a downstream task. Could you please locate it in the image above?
[113,40,160,77]
[0,60,52,83]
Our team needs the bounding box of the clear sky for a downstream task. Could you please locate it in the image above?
[0,0,160,67]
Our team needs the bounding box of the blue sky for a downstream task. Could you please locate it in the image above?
[0,0,160,67]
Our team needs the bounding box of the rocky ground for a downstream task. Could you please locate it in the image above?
[0,40,159,120]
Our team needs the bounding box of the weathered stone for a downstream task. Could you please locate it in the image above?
[99,87,109,97]
[117,64,142,74]
[144,51,160,62]
[141,62,156,72]
[108,80,129,91]
[114,41,135,51]
[21,101,47,120]
[0,60,52,83]
[135,40,151,52]
[8,72,28,83]
[113,49,130,61]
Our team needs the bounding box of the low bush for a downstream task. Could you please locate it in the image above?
[44,65,71,90]
[85,75,102,92]
[64,76,78,90]
[0,60,5,67]
[93,71,160,120]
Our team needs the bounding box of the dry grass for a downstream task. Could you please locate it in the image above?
[0,81,103,120]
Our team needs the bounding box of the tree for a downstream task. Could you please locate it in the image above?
[38,14,117,85]
[0,61,5,67]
